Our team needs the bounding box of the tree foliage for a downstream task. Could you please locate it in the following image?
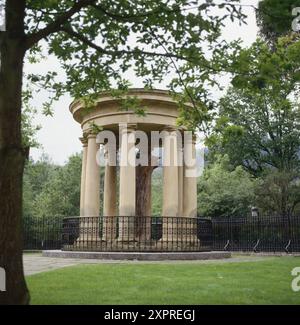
[21,88,41,149]
[257,0,300,45]
[20,0,246,129]
[206,37,300,215]
[23,153,81,219]
[208,37,300,176]
[255,170,300,216]
[198,155,256,217]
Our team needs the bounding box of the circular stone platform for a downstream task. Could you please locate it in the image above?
[42,250,231,261]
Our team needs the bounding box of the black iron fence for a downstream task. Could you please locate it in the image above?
[211,215,300,253]
[22,215,63,250]
[22,215,300,253]
[61,216,211,252]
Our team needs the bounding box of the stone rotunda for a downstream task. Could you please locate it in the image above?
[69,88,199,251]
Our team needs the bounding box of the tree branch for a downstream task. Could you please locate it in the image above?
[25,0,96,49]
[147,25,208,132]
[90,3,158,22]
[62,25,233,79]
[60,26,190,61]
[89,2,207,22]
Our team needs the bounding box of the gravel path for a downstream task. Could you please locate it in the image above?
[23,254,275,276]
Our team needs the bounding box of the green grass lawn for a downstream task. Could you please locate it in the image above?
[26,257,300,305]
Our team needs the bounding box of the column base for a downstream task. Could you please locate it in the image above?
[63,238,209,252]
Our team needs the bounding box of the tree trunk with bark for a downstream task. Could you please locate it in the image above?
[135,165,157,240]
[0,0,29,305]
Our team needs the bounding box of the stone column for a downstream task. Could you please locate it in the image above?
[178,147,184,217]
[183,134,197,217]
[183,134,198,244]
[80,133,101,243]
[80,136,88,216]
[118,124,136,241]
[84,134,100,216]
[162,127,179,242]
[102,144,117,241]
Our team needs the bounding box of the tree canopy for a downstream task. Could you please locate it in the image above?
[208,36,300,176]
[257,0,300,45]
[23,154,81,218]
[198,155,256,217]
[205,36,300,215]
[21,0,246,129]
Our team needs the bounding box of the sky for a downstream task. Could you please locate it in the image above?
[27,0,260,165]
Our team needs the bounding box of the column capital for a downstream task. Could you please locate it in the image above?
[162,125,178,133]
[86,133,97,139]
[80,136,88,147]
[119,123,137,134]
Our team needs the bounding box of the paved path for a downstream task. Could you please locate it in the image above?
[23,254,274,276]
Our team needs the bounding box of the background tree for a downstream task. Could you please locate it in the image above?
[208,37,300,215]
[255,170,300,216]
[32,154,81,218]
[257,0,300,45]
[198,155,256,218]
[23,154,55,218]
[22,153,81,247]
[151,169,163,216]
[0,0,245,304]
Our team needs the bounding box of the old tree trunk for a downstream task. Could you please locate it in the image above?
[0,0,30,304]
